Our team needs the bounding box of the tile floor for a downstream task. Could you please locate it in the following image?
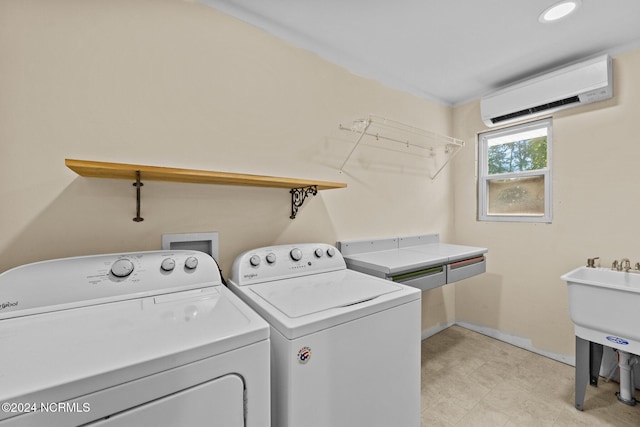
[421,326,640,426]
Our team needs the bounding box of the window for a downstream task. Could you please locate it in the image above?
[478,119,552,222]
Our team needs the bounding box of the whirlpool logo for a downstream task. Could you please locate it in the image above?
[297,346,312,364]
[0,301,18,311]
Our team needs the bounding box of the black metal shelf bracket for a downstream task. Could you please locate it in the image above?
[130,174,318,221]
[132,170,144,222]
[290,185,318,219]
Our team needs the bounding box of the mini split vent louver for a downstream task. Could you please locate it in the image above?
[480,55,612,127]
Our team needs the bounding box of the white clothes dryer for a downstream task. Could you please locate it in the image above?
[228,243,421,427]
[0,250,270,427]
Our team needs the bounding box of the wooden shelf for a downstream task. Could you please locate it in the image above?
[65,159,347,220]
[66,159,347,190]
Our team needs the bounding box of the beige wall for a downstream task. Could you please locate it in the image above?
[7,1,634,353]
[452,48,640,360]
[0,0,455,333]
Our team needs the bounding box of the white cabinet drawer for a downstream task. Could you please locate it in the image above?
[446,256,486,283]
[391,266,446,291]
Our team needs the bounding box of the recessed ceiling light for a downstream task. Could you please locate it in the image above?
[539,0,581,23]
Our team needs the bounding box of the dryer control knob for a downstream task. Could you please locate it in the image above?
[290,248,303,261]
[250,255,261,267]
[326,247,336,257]
[111,259,134,278]
[314,248,324,258]
[161,258,176,272]
[185,256,198,270]
[265,253,276,264]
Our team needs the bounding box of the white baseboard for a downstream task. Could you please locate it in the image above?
[421,321,455,341]
[425,321,575,366]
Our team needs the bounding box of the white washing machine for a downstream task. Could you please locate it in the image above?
[0,250,270,427]
[228,243,421,427]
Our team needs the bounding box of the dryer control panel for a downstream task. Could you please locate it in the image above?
[0,251,220,319]
[231,243,346,286]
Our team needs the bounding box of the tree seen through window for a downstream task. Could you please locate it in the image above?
[488,136,547,174]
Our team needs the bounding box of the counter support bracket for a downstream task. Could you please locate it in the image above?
[290,185,318,219]
[132,171,144,222]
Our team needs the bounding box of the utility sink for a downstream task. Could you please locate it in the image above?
[562,266,640,354]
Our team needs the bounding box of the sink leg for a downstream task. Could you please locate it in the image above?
[590,341,603,387]
[575,336,589,411]
[575,336,603,411]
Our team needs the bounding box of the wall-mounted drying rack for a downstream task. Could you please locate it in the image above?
[65,159,347,221]
[338,115,465,179]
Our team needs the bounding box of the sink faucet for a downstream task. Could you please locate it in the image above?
[618,258,631,272]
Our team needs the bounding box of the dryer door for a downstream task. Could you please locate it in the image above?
[87,374,245,427]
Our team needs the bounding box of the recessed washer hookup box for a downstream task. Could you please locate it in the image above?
[162,232,219,262]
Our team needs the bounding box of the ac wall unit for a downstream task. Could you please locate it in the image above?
[480,55,612,127]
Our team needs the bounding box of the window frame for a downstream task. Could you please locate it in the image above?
[478,118,552,223]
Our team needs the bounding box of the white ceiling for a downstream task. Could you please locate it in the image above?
[199,0,640,106]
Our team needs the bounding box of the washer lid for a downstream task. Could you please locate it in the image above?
[250,269,402,318]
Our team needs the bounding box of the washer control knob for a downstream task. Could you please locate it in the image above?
[161,258,176,272]
[314,248,324,258]
[326,247,336,257]
[185,256,198,270]
[290,248,303,261]
[111,259,134,278]
[250,255,261,267]
[266,253,276,264]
